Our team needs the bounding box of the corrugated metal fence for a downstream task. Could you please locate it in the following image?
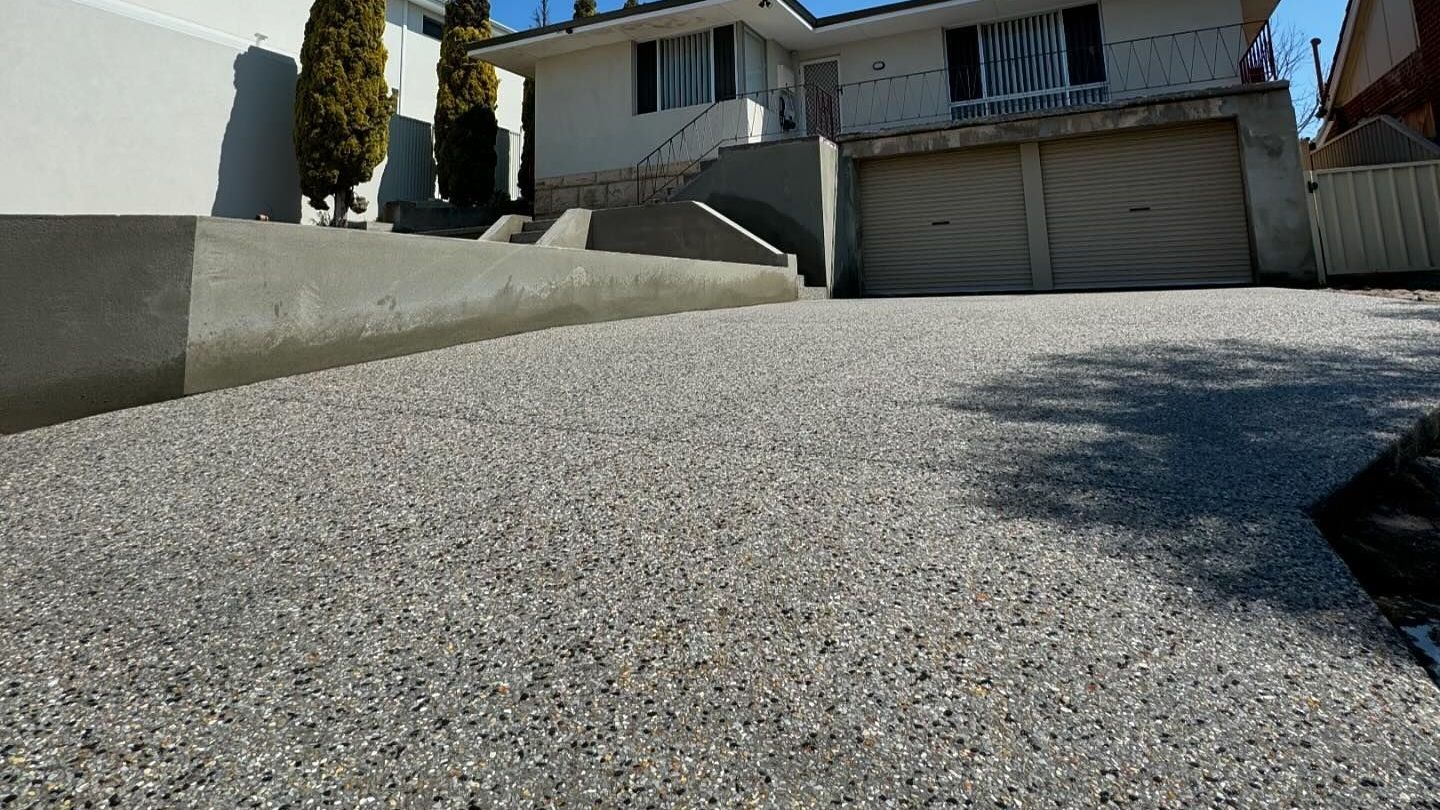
[1308,160,1440,277]
[1307,116,1440,170]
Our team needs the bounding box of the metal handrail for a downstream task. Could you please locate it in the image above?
[634,84,830,205]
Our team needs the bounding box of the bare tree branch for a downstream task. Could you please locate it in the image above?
[1272,23,1320,135]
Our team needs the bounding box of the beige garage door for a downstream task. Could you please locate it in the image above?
[859,146,1032,296]
[1041,122,1253,290]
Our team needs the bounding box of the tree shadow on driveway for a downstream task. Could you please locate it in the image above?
[938,335,1440,620]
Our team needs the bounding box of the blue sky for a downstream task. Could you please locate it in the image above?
[1273,0,1348,73]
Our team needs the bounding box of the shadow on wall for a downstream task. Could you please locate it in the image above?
[938,326,1440,619]
[212,47,302,223]
[377,116,438,210]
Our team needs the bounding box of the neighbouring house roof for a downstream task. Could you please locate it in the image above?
[469,0,1283,76]
[409,0,518,35]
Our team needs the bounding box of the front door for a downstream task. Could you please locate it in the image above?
[802,60,840,139]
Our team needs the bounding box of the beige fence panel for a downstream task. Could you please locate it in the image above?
[1309,160,1440,278]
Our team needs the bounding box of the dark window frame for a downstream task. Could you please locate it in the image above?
[634,28,719,115]
[944,3,1105,105]
[421,15,444,39]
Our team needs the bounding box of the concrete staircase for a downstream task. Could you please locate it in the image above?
[509,216,559,245]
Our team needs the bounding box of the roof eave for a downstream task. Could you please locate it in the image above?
[464,0,997,56]
[467,0,812,57]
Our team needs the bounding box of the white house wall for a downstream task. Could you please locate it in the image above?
[1,0,524,221]
[116,0,312,54]
[796,27,945,92]
[537,41,722,177]
[2,0,305,220]
[1097,0,1243,43]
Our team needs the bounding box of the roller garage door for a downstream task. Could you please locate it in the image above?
[1040,122,1253,289]
[859,146,1032,295]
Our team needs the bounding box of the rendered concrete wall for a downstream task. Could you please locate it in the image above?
[842,84,1318,286]
[1233,87,1320,285]
[832,156,864,299]
[588,202,794,269]
[536,210,593,248]
[676,138,835,287]
[0,215,796,432]
[186,218,797,393]
[0,217,196,433]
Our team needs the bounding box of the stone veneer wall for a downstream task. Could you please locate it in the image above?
[535,161,698,216]
[535,169,639,216]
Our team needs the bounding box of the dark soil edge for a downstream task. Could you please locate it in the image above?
[1311,408,1440,686]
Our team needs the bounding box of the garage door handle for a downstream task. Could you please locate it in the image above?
[1129,206,1152,212]
[931,220,951,226]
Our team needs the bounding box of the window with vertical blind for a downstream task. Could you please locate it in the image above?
[635,30,714,113]
[945,3,1105,109]
[635,26,770,114]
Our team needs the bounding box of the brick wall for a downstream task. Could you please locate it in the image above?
[1332,0,1440,139]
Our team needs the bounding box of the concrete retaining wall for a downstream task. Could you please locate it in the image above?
[675,138,841,289]
[1,216,797,433]
[588,202,795,270]
[0,216,196,432]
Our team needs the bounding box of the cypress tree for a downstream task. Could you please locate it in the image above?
[573,0,596,18]
[293,0,394,225]
[518,78,535,204]
[436,0,501,206]
[623,0,638,7]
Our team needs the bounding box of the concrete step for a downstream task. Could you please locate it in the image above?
[509,229,546,245]
[420,225,488,240]
[521,217,559,233]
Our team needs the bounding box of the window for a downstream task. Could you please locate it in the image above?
[740,26,767,96]
[659,31,713,110]
[636,40,659,114]
[635,30,714,113]
[1062,5,1105,85]
[714,25,737,101]
[422,16,443,39]
[945,3,1104,105]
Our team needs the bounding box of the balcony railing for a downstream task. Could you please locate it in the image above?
[636,22,1280,203]
[842,21,1281,133]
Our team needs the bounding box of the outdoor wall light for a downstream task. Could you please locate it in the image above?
[872,60,885,71]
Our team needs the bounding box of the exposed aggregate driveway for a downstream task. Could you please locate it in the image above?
[4,288,1440,808]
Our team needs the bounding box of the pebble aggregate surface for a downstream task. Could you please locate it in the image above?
[3,289,1440,808]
